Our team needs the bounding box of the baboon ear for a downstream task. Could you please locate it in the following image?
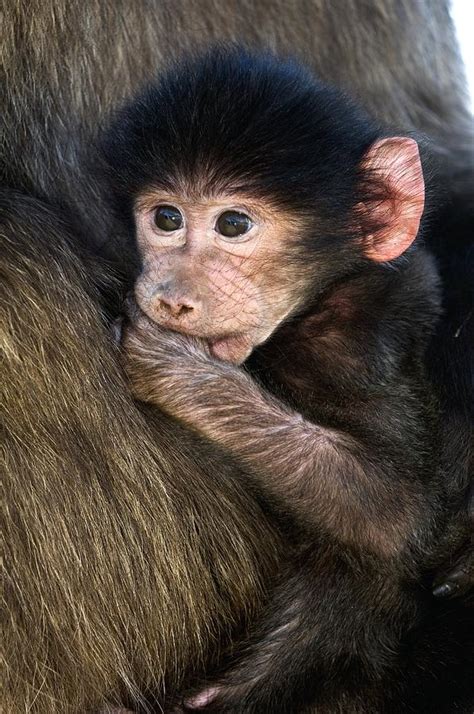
[362,137,425,262]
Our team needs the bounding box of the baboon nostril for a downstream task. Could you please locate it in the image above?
[159,299,194,318]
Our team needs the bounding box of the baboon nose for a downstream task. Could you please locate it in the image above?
[159,298,194,318]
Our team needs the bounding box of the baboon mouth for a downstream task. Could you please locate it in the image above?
[208,333,253,363]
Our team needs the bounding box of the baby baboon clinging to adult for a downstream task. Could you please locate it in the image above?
[101,48,467,712]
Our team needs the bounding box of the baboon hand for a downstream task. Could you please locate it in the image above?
[124,298,209,356]
[121,298,221,407]
[433,536,474,598]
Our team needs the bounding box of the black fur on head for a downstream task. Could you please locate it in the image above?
[100,46,412,264]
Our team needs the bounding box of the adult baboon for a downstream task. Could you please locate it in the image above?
[1,1,472,712]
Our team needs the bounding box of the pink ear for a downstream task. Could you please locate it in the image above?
[363,137,425,263]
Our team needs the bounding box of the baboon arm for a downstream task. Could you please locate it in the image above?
[124,316,423,558]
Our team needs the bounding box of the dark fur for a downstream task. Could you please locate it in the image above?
[103,51,473,712]
[1,1,472,712]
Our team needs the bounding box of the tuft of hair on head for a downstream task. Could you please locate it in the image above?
[101,48,375,199]
[100,45,430,264]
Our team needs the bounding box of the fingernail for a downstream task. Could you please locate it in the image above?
[433,582,456,597]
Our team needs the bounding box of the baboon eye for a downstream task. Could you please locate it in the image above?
[154,205,183,231]
[216,211,253,239]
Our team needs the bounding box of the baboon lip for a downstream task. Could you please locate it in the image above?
[208,333,253,363]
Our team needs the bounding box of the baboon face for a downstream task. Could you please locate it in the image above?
[134,191,308,363]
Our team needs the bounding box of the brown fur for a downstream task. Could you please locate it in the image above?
[122,313,424,560]
[1,194,282,712]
